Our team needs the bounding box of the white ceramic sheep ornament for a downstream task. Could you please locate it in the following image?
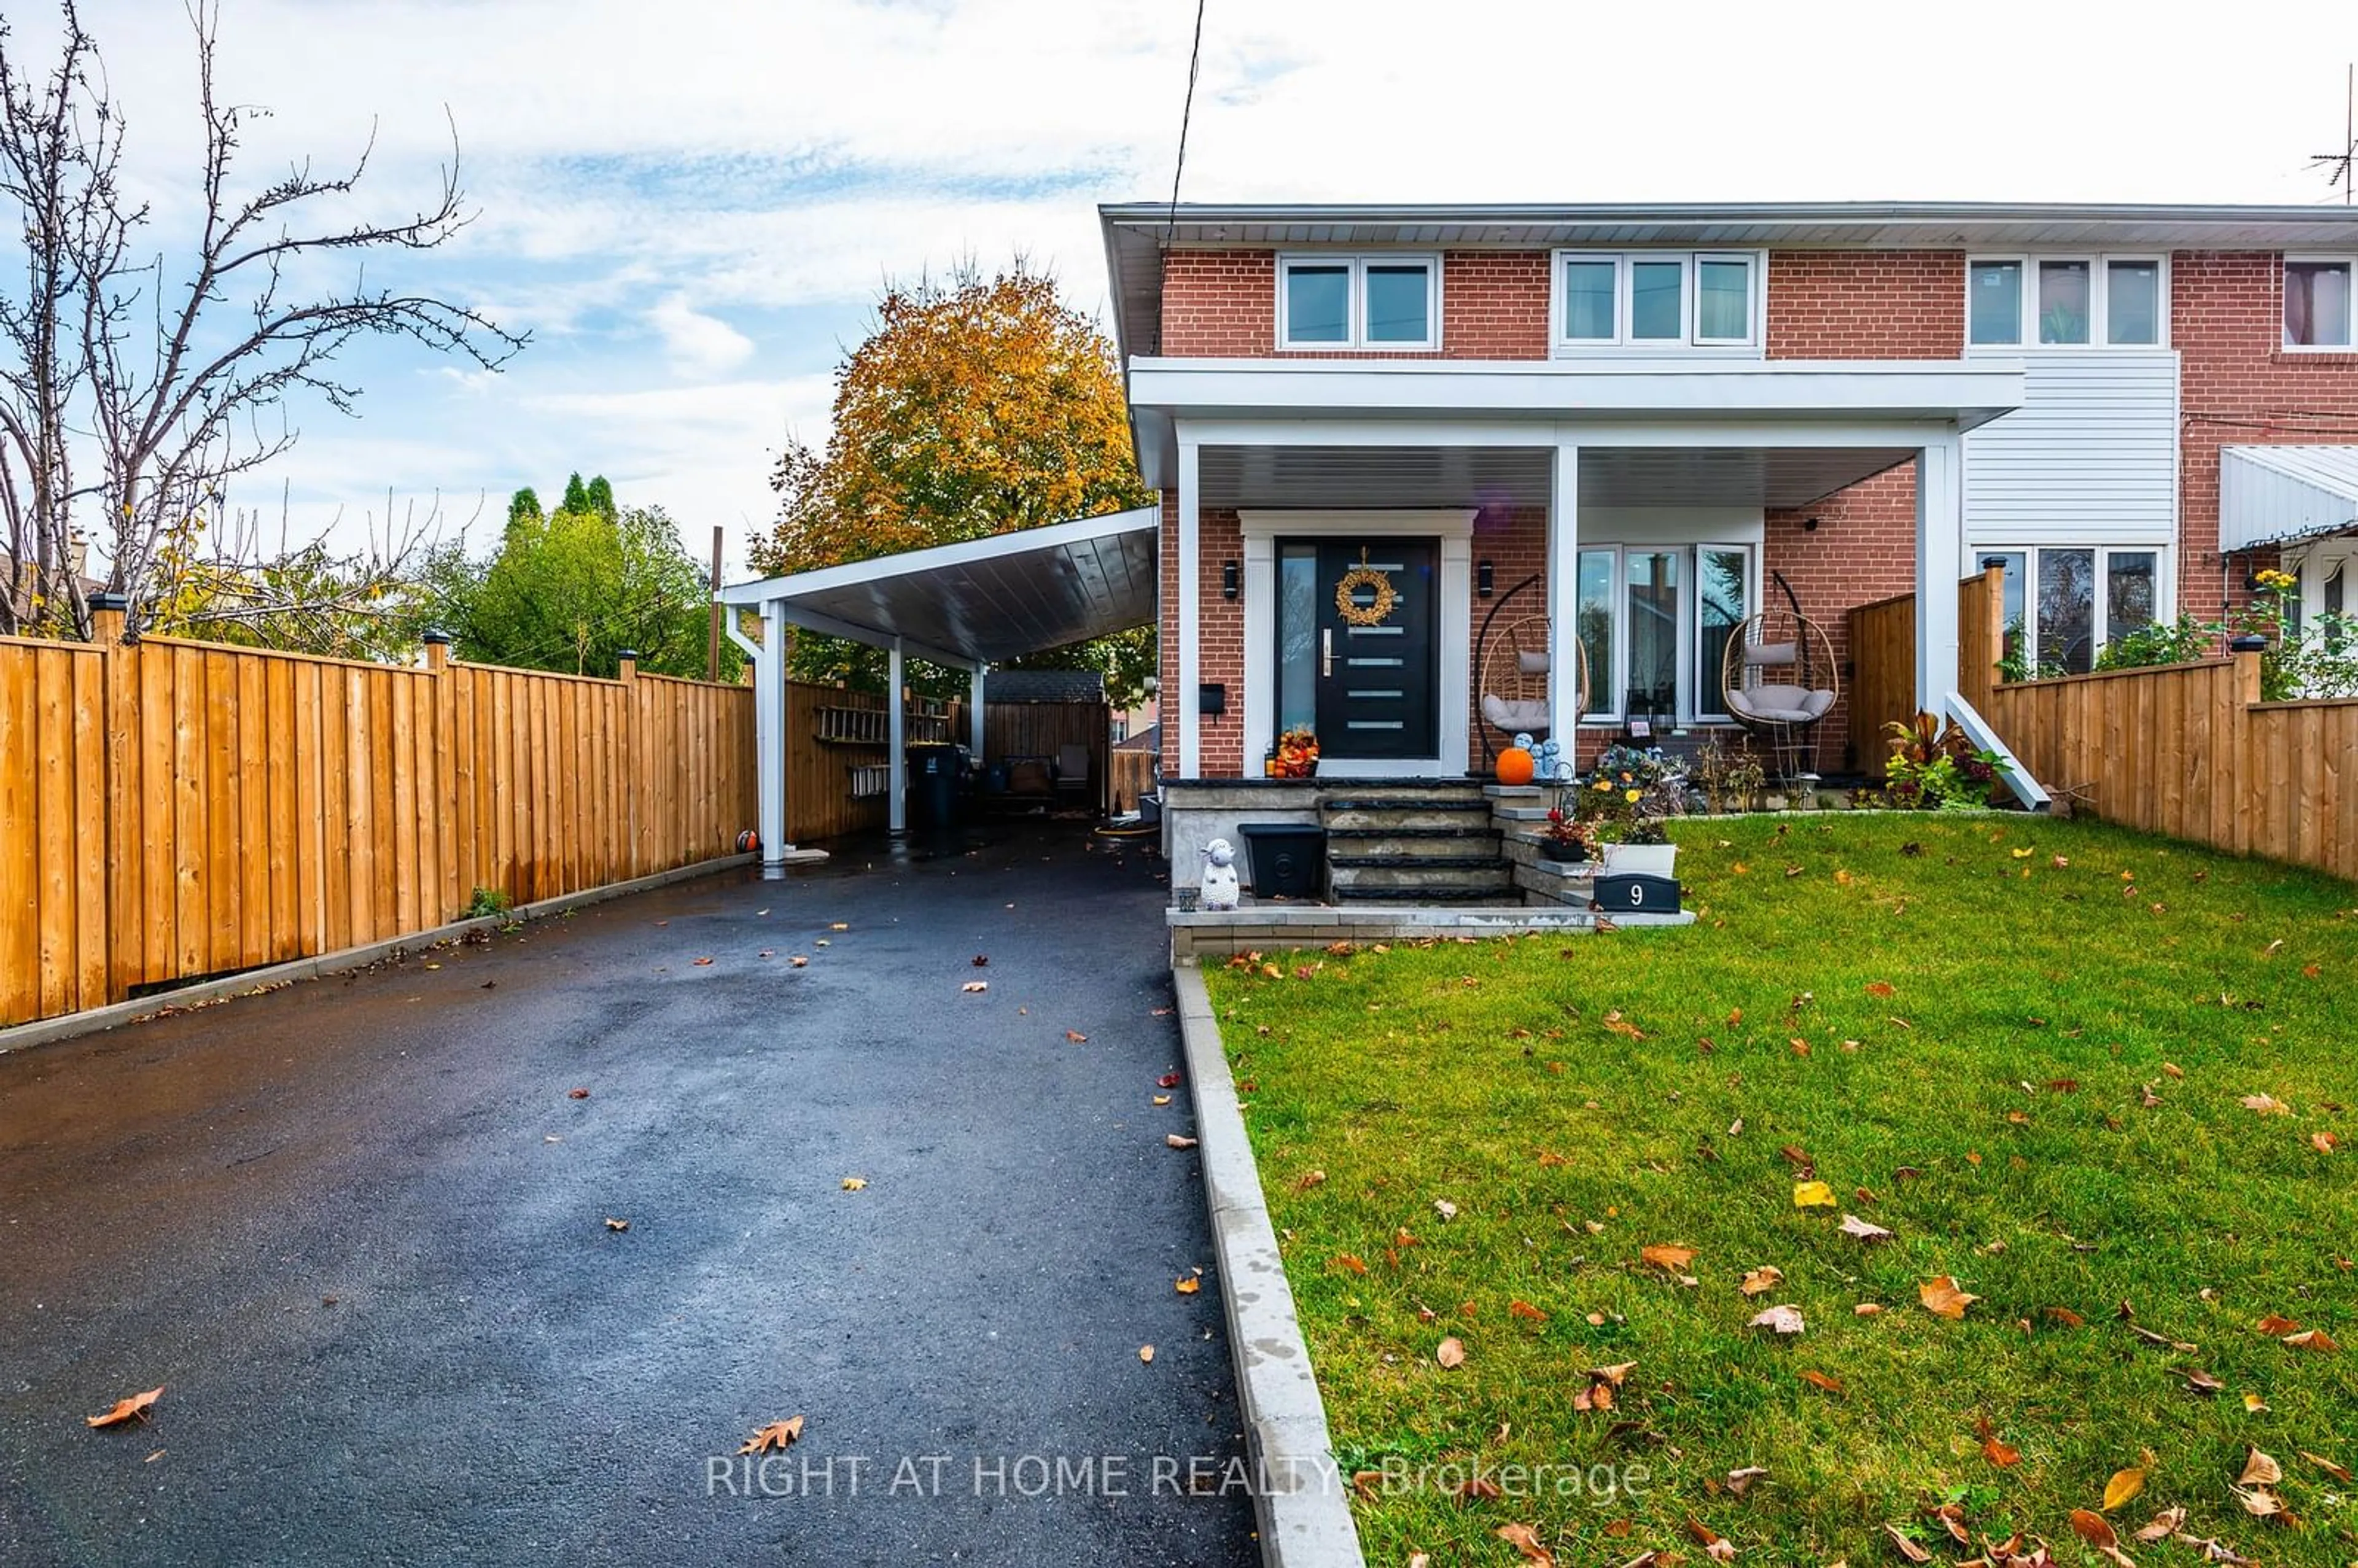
[1199,836,1242,911]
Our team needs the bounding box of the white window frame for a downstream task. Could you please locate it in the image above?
[1964,254,2170,351]
[1274,253,1441,351]
[1550,249,1765,357]
[2281,254,2356,352]
[1574,542,1760,725]
[1975,542,2178,675]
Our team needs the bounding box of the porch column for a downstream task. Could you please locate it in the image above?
[1913,433,1965,714]
[757,600,790,877]
[1547,440,1582,750]
[887,636,907,834]
[1176,432,1201,778]
[968,663,986,757]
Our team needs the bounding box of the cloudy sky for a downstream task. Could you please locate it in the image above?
[46,0,2358,573]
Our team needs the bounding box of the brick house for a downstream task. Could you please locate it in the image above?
[1102,201,2358,783]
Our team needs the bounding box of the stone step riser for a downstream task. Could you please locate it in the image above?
[1327,833,1501,860]
[1331,866,1517,893]
[1325,808,1493,833]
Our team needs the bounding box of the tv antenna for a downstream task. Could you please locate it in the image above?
[2313,63,2356,203]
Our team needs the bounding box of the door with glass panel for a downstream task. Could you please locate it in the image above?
[1275,540,1438,761]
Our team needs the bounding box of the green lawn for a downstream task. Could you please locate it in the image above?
[1205,814,2358,1568]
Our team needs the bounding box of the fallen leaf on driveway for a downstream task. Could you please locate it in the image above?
[604,1217,629,1232]
[1138,1345,1154,1364]
[1919,1276,1980,1319]
[960,980,987,993]
[1175,1275,1200,1294]
[841,1176,867,1190]
[829,923,849,931]
[1748,1305,1805,1335]
[1158,1071,1182,1089]
[85,1388,163,1428]
[971,954,988,966]
[567,1087,590,1100]
[693,957,714,967]
[740,1416,803,1455]
[789,956,809,968]
[1165,1134,1198,1149]
[1152,1094,1172,1106]
[1065,1030,1088,1042]
[1436,1337,1468,1368]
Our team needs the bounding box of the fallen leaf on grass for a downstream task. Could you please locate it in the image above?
[2240,1093,2292,1116]
[1495,1522,1555,1566]
[1434,1199,1460,1222]
[1918,1276,1979,1319]
[1436,1337,1468,1368]
[1840,1213,1894,1243]
[1603,1011,1646,1039]
[1457,1473,1504,1502]
[2238,1448,2282,1487]
[2281,1327,2339,1352]
[1866,980,1896,998]
[1165,1134,1197,1149]
[1509,1299,1549,1322]
[1641,1243,1698,1270]
[1983,1434,2023,1467]
[2104,1466,2147,1510]
[739,1416,804,1455]
[1854,1303,1885,1317]
[2230,1487,2282,1519]
[85,1388,163,1428]
[2313,1131,2339,1153]
[1740,1266,1784,1297]
[2134,1507,2187,1542]
[1591,1360,1638,1386]
[2070,1508,2137,1568]
[1748,1304,1806,1335]
[1725,1466,1769,1497]
[1333,1254,1368,1276]
[1800,1370,1844,1392]
[1883,1524,1932,1562]
[2303,1450,2352,1482]
[960,980,987,993]
[1294,1170,1326,1192]
[1792,1180,1837,1209]
[2254,1313,2303,1335]
[1686,1516,1738,1561]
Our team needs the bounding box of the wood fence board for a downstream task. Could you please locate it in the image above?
[0,650,34,1023]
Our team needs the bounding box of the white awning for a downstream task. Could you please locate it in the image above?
[2220,446,2358,553]
[717,507,1159,667]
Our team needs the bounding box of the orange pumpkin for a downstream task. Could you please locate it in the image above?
[1495,747,1535,786]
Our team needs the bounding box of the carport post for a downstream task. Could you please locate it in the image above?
[758,600,790,876]
[887,637,907,835]
[1547,440,1582,747]
[968,664,986,757]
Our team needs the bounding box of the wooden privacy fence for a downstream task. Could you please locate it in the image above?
[1111,748,1156,812]
[0,619,755,1029]
[1985,651,2358,882]
[1846,565,2006,776]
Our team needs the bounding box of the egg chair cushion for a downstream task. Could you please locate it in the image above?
[1727,686,1835,726]
[1483,694,1552,734]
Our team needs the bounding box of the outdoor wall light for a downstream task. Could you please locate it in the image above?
[1221,560,1239,599]
[1802,516,1823,533]
[1477,560,1495,597]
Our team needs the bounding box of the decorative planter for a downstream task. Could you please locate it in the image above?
[1538,839,1587,864]
[1600,842,1678,877]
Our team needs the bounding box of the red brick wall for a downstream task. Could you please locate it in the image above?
[1158,496,1246,776]
[1766,251,1964,360]
[1764,465,1922,772]
[1467,505,1550,767]
[2171,250,2358,621]
[1159,250,1549,359]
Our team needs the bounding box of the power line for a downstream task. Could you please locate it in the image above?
[1164,0,1207,247]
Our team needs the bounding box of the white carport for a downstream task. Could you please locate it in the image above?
[717,507,1160,875]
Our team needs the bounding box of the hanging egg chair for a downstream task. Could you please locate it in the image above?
[1477,613,1589,763]
[1720,575,1839,783]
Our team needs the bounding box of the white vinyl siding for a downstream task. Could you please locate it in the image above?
[1962,352,2180,546]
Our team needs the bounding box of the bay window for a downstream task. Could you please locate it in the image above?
[1967,255,2166,347]
[1982,545,2169,677]
[1574,543,1756,724]
[1554,251,1761,351]
[1278,254,1439,349]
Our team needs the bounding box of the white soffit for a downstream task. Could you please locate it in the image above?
[2220,446,2358,552]
[717,508,1159,665]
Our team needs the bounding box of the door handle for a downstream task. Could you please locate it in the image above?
[1321,628,1333,677]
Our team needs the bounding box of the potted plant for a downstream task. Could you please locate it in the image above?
[1266,726,1320,778]
[1538,804,1593,863]
[1582,744,1685,875]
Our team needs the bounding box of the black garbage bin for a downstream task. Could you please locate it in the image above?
[905,742,962,830]
[1238,823,1326,900]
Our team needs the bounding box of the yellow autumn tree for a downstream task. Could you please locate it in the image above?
[752,263,1155,700]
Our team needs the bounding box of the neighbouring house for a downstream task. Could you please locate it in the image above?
[1100,200,2358,790]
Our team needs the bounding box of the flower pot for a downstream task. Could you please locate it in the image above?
[1538,839,1587,864]
[1600,842,1678,877]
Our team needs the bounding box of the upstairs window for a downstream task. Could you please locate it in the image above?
[1967,255,2165,347]
[2285,258,2353,349]
[1554,252,1761,351]
[1277,255,1439,349]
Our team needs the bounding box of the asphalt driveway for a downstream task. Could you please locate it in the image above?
[0,821,1256,1567]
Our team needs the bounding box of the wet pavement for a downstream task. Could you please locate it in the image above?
[0,821,1258,1567]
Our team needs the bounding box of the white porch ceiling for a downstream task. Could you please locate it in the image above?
[715,507,1159,666]
[1199,443,1919,511]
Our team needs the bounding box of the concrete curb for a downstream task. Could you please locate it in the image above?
[0,850,820,1057]
[1173,964,1365,1568]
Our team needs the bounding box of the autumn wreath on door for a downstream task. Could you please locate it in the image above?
[1333,547,1398,627]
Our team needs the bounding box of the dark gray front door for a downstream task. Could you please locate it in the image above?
[1299,539,1438,760]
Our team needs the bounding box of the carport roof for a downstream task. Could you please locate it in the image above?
[716,506,1160,667]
